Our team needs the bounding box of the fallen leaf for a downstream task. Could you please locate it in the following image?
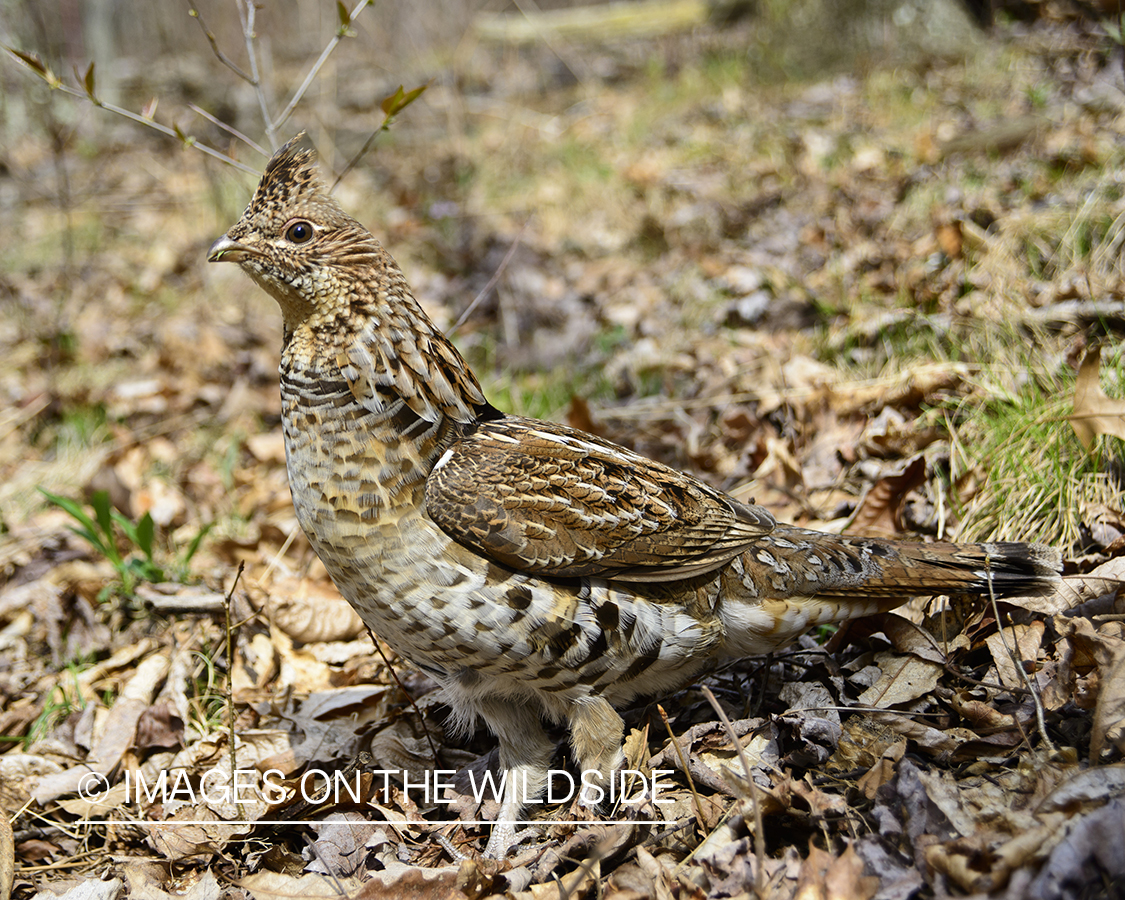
[985,621,1044,690]
[856,739,906,800]
[1091,641,1125,762]
[1027,798,1125,896]
[1069,345,1125,450]
[857,654,943,709]
[33,653,170,804]
[793,841,878,900]
[849,455,927,538]
[1036,763,1125,814]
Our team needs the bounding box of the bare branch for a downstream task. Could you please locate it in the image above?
[237,0,276,149]
[273,0,372,133]
[4,47,259,175]
[189,7,253,83]
[332,83,429,190]
[448,219,529,338]
[188,103,268,157]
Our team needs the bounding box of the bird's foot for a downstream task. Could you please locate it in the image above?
[482,820,541,858]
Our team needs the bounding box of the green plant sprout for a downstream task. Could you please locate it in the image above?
[39,488,209,597]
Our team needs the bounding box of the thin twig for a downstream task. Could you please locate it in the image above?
[3,56,260,174]
[552,870,570,900]
[656,705,706,838]
[332,126,381,192]
[448,219,531,337]
[0,802,13,900]
[365,627,444,770]
[188,103,268,157]
[188,7,253,82]
[983,554,1058,754]
[510,0,592,86]
[237,0,275,150]
[225,562,246,819]
[330,109,401,191]
[274,0,373,134]
[702,686,766,900]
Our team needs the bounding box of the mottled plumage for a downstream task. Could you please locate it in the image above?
[209,137,1061,855]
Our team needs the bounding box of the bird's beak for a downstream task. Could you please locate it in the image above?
[207,235,258,263]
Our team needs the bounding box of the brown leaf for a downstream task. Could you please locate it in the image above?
[857,612,946,663]
[1069,345,1125,450]
[856,654,942,709]
[307,812,380,878]
[239,869,361,897]
[856,739,906,800]
[849,455,926,539]
[794,842,878,900]
[984,621,1044,690]
[251,574,364,643]
[934,220,963,259]
[1026,798,1125,895]
[134,702,184,752]
[1036,763,1125,814]
[1091,641,1125,762]
[868,711,962,754]
[32,653,169,804]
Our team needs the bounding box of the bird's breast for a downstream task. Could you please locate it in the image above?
[275,354,726,702]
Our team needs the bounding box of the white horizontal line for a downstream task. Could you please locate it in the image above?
[76,819,668,827]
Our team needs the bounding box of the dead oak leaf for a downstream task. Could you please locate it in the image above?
[1069,345,1125,450]
[1091,641,1125,762]
[849,455,927,539]
[794,842,878,900]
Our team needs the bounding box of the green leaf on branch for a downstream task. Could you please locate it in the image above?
[82,62,98,104]
[5,46,61,88]
[337,1,357,37]
[380,84,427,119]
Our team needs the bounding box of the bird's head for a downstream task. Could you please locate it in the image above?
[208,135,381,328]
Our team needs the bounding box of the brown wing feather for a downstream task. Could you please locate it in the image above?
[425,416,775,580]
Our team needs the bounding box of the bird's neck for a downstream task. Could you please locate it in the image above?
[278,268,497,498]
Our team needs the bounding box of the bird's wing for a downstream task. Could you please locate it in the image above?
[425,417,775,581]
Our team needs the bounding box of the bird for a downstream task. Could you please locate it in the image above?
[208,135,1061,856]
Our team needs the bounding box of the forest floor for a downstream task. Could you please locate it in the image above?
[2,5,1125,899]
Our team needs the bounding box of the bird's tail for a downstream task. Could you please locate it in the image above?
[720,530,1062,656]
[756,527,1061,599]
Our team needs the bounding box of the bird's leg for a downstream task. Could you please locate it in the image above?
[568,696,625,811]
[477,698,556,858]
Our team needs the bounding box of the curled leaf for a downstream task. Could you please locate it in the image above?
[1069,345,1125,450]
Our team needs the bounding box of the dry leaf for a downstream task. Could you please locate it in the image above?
[33,653,170,804]
[849,455,927,538]
[794,842,878,900]
[1036,763,1125,813]
[1091,642,1125,762]
[856,654,943,709]
[251,574,364,643]
[1069,345,1125,450]
[856,739,906,800]
[239,870,360,898]
[985,621,1045,690]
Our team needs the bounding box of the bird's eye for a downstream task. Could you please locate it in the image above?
[285,220,313,244]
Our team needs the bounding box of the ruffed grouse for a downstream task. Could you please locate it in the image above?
[209,137,1060,855]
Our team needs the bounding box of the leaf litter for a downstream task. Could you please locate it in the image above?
[2,7,1125,899]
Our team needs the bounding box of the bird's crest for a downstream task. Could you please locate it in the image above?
[244,133,329,222]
